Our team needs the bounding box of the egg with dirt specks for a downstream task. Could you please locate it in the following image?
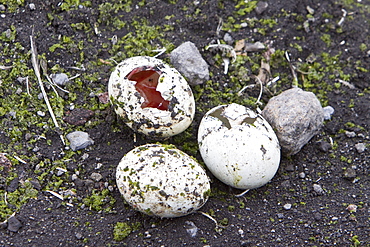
[108,56,195,139]
[116,144,210,218]
[198,103,280,190]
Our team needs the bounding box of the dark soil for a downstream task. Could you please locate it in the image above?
[1,0,369,246]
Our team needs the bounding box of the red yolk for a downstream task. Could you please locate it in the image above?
[126,68,170,110]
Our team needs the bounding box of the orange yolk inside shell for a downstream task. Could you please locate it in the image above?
[126,68,170,110]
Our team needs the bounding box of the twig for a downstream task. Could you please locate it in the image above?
[30,34,65,145]
[285,51,298,87]
[13,155,27,164]
[338,9,347,26]
[0,65,13,70]
[235,189,250,197]
[46,190,64,200]
[25,76,31,96]
[152,47,167,58]
[199,211,225,229]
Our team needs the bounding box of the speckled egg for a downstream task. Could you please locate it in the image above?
[198,103,281,190]
[108,56,195,139]
[116,144,210,218]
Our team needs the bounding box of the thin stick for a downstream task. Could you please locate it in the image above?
[285,51,298,87]
[30,35,65,145]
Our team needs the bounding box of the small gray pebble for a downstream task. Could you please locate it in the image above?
[170,41,209,85]
[277,213,284,219]
[318,141,332,152]
[75,232,83,240]
[255,1,268,14]
[345,131,356,138]
[322,106,334,120]
[285,164,295,172]
[90,172,103,182]
[66,131,94,151]
[313,184,324,194]
[7,216,22,232]
[51,73,69,86]
[29,3,35,10]
[283,204,292,210]
[354,143,366,153]
[0,4,6,11]
[223,33,233,45]
[343,167,357,180]
[314,212,322,221]
[298,172,306,179]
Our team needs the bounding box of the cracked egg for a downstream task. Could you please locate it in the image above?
[108,56,195,138]
[116,144,210,218]
[198,103,280,190]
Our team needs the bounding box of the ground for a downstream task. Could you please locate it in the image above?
[0,0,369,246]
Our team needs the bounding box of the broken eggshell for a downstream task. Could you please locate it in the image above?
[198,103,280,190]
[116,144,210,218]
[108,56,195,138]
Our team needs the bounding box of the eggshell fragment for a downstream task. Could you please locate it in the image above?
[108,56,195,138]
[198,103,280,190]
[116,144,210,218]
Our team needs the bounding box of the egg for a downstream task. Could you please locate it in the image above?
[108,56,195,138]
[116,144,210,218]
[198,103,280,190]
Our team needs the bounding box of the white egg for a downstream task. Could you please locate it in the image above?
[116,144,210,218]
[108,56,195,138]
[198,103,280,190]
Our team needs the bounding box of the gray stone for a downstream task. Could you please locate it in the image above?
[322,106,334,120]
[223,33,233,45]
[184,221,198,237]
[7,216,22,232]
[90,172,103,182]
[313,184,324,194]
[255,1,268,14]
[51,73,69,86]
[355,143,366,153]
[343,167,357,180]
[66,131,94,151]
[170,41,209,85]
[261,88,324,156]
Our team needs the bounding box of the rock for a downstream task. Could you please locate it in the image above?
[51,73,69,86]
[283,203,292,210]
[354,143,366,153]
[170,41,209,85]
[90,172,103,182]
[343,168,357,180]
[255,1,268,15]
[322,106,334,120]
[184,221,198,237]
[345,131,356,138]
[318,141,332,152]
[6,177,19,192]
[298,172,306,179]
[63,108,94,126]
[75,232,83,240]
[7,215,22,232]
[313,184,324,194]
[244,41,265,52]
[261,88,324,156]
[66,131,94,151]
[223,33,233,45]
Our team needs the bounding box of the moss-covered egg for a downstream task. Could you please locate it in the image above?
[108,56,195,138]
[116,144,210,218]
[198,103,280,190]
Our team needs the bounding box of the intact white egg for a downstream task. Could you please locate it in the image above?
[198,103,280,190]
[116,144,210,218]
[108,56,195,138]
